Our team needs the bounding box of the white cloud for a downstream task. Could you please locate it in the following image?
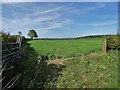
[2,2,74,36]
[83,3,106,11]
[2,14,60,29]
[37,7,63,15]
[32,4,73,17]
[22,15,59,26]
[40,22,63,30]
[64,3,106,15]
[2,5,73,36]
[87,21,117,27]
[2,7,60,26]
[35,18,73,33]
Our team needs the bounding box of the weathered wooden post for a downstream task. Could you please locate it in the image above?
[102,37,107,54]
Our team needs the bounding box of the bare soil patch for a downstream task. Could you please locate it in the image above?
[47,59,66,65]
[47,52,98,65]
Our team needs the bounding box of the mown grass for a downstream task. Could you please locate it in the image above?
[47,51,118,88]
[29,38,102,59]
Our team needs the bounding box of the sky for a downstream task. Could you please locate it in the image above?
[1,0,119,2]
[1,2,118,38]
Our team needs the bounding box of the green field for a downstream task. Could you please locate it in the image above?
[29,38,102,59]
[19,38,118,88]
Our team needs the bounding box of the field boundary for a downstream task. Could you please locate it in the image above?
[1,33,23,89]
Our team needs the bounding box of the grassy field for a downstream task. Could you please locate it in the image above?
[29,38,102,59]
[20,38,118,88]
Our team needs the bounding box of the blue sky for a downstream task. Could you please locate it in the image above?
[2,2,118,38]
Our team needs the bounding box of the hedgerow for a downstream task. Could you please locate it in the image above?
[107,35,120,50]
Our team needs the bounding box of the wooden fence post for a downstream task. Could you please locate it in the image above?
[102,38,107,54]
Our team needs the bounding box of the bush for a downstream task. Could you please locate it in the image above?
[107,35,120,50]
[0,31,17,43]
[8,35,17,43]
[1,31,27,45]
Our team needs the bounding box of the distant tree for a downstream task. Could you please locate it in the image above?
[28,29,38,39]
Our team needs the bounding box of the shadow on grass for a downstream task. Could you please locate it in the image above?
[15,43,65,88]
